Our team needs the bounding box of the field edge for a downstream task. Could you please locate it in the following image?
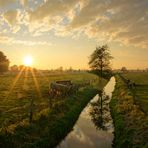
[110,75,148,148]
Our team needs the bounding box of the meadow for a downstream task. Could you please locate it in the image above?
[0,69,107,147]
[121,72,148,113]
[110,73,148,148]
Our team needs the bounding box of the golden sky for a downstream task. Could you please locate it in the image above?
[0,0,148,69]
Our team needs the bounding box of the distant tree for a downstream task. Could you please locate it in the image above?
[58,66,63,72]
[0,51,9,73]
[10,65,18,72]
[121,67,128,73]
[68,66,73,72]
[88,45,113,78]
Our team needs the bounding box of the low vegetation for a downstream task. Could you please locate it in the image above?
[0,70,107,147]
[110,74,148,148]
[121,72,148,113]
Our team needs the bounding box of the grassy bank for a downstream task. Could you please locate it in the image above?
[0,71,107,147]
[121,72,148,114]
[110,75,148,148]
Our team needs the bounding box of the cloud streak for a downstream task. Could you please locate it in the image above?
[0,0,16,7]
[0,34,52,46]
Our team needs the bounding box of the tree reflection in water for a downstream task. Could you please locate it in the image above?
[90,89,110,130]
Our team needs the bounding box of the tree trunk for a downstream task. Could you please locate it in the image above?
[100,59,103,116]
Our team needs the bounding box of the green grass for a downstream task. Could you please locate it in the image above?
[0,71,100,128]
[0,70,107,147]
[110,75,148,148]
[122,72,148,84]
[121,72,148,113]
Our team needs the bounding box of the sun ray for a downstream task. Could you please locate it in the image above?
[6,67,25,99]
[30,68,42,98]
[23,67,29,90]
[37,70,49,83]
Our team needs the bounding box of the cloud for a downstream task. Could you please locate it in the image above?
[0,34,52,46]
[26,0,86,37]
[29,0,82,21]
[0,0,148,48]
[67,0,148,48]
[20,0,28,6]
[69,0,108,28]
[0,34,13,43]
[0,0,16,7]
[26,0,148,48]
[3,10,18,26]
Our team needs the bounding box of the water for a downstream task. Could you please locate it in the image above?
[57,77,116,148]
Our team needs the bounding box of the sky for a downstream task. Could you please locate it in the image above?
[0,0,148,70]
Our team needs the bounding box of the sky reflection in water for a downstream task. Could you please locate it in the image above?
[58,77,116,148]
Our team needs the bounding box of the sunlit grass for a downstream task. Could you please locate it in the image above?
[0,70,108,147]
[30,68,42,98]
[6,67,25,99]
[110,75,148,148]
[0,71,100,129]
[23,67,29,90]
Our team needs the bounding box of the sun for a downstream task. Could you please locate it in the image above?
[23,55,33,66]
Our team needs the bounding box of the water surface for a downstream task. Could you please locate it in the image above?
[57,77,116,148]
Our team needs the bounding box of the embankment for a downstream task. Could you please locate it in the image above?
[110,75,148,148]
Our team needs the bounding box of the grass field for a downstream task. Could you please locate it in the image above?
[0,69,106,147]
[121,72,148,113]
[0,70,98,128]
[110,74,148,148]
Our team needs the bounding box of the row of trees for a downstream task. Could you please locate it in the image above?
[1,45,113,75]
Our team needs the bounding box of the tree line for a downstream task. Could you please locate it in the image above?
[1,44,113,76]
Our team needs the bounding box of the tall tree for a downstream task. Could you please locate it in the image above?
[89,45,113,116]
[88,45,113,78]
[0,51,9,73]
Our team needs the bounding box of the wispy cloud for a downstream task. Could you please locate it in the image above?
[11,39,52,46]
[0,34,52,46]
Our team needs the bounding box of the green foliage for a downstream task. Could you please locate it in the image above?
[90,69,113,80]
[0,51,9,73]
[88,44,113,77]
